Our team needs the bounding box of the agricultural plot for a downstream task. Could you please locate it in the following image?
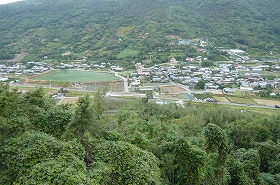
[274,71,280,77]
[193,93,213,100]
[213,96,230,103]
[253,99,280,106]
[233,91,244,97]
[178,93,193,100]
[161,86,185,94]
[227,96,256,104]
[31,70,120,82]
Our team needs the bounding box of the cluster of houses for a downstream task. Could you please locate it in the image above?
[168,38,209,48]
[54,62,124,72]
[0,62,50,74]
[129,60,280,92]
[0,61,125,79]
[1,52,279,95]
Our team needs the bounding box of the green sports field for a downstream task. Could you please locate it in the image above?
[32,70,120,82]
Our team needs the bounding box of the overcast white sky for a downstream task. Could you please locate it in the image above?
[0,0,23,5]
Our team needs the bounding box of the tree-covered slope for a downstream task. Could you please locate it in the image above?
[0,84,280,184]
[0,0,279,62]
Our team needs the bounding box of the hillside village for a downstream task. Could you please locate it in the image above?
[1,35,279,97]
[1,57,280,98]
[1,42,280,100]
[130,58,280,93]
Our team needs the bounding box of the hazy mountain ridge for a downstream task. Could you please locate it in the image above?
[0,0,279,62]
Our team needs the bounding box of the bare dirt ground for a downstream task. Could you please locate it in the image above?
[161,86,185,94]
[207,90,223,95]
[253,99,280,106]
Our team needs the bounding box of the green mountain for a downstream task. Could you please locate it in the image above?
[0,0,279,63]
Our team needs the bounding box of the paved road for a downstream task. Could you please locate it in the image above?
[10,83,278,110]
[114,72,129,93]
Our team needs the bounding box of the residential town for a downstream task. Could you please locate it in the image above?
[1,52,280,100]
[129,58,280,94]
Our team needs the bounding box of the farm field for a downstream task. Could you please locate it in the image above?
[213,96,230,103]
[31,70,120,82]
[233,91,244,97]
[222,104,280,115]
[253,99,280,106]
[227,96,256,104]
[161,86,185,94]
[274,71,280,77]
[193,93,213,100]
[178,93,193,100]
[190,102,279,115]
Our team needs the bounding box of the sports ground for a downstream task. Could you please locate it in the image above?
[32,70,120,82]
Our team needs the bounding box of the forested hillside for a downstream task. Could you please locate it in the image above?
[0,0,279,63]
[0,84,280,184]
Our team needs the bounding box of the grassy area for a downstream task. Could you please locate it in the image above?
[222,105,280,115]
[211,55,228,61]
[117,48,139,59]
[274,71,280,77]
[117,26,136,36]
[14,86,58,94]
[227,96,256,104]
[32,70,120,82]
[213,96,230,103]
[178,93,192,100]
[189,101,279,115]
[65,90,95,97]
[233,91,244,97]
[193,93,213,100]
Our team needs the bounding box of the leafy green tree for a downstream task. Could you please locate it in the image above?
[233,148,261,184]
[160,138,206,185]
[24,87,51,109]
[259,173,280,185]
[257,141,280,173]
[91,140,161,184]
[92,87,109,120]
[142,90,153,103]
[63,95,94,140]
[204,153,231,185]
[204,123,228,185]
[20,87,72,138]
[195,80,206,89]
[268,153,280,174]
[20,153,90,185]
[0,84,31,139]
[227,157,251,185]
[229,120,254,149]
[0,131,85,184]
[88,161,115,185]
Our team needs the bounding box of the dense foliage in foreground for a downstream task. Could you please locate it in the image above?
[0,84,280,184]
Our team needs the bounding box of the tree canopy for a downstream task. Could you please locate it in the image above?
[0,84,279,184]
